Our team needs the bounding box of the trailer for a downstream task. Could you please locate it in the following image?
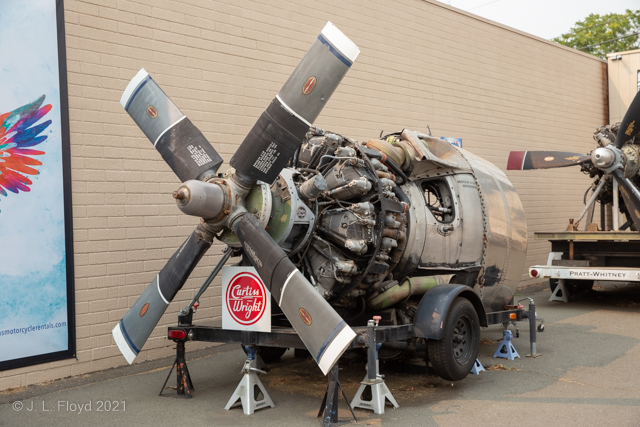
[160,304,540,424]
[529,231,640,302]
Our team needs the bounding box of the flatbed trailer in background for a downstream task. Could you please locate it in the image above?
[529,231,640,302]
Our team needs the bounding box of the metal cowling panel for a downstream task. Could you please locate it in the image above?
[460,149,528,301]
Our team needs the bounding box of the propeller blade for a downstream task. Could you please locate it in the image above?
[507,151,590,170]
[120,69,223,182]
[616,91,640,149]
[233,213,356,375]
[230,22,360,184]
[112,224,214,363]
[611,168,640,230]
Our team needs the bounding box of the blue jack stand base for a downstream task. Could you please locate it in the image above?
[493,330,520,360]
[470,358,485,375]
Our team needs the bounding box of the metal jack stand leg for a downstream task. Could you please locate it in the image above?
[492,329,520,360]
[159,341,194,398]
[470,358,485,375]
[549,279,569,302]
[351,316,399,415]
[317,364,357,427]
[519,297,543,358]
[224,345,275,415]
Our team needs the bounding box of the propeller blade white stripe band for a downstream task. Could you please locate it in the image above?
[320,22,360,63]
[153,115,187,147]
[278,269,298,306]
[156,274,169,305]
[120,68,149,108]
[317,325,357,375]
[112,323,137,365]
[275,95,312,128]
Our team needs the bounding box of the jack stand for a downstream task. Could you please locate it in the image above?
[224,345,275,415]
[351,316,399,415]
[159,341,194,398]
[493,329,520,360]
[470,358,485,375]
[549,279,569,302]
[519,297,542,358]
[317,364,357,427]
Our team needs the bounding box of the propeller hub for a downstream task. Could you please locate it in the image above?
[174,180,227,220]
[173,187,189,203]
[591,146,623,173]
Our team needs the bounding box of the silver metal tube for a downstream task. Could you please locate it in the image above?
[180,247,233,315]
[613,178,619,231]
[576,178,607,224]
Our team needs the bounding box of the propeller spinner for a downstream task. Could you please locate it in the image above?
[113,22,360,375]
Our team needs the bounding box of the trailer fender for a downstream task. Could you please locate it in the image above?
[413,284,487,340]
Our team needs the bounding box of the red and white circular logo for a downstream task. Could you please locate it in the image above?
[302,76,317,95]
[225,272,267,325]
[146,105,158,119]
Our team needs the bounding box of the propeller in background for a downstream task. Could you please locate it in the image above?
[607,90,640,228]
[506,91,640,230]
[113,22,360,375]
[506,150,591,170]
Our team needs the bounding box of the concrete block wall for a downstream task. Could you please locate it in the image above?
[0,0,606,390]
[608,48,640,124]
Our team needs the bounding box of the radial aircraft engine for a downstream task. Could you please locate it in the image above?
[112,22,527,381]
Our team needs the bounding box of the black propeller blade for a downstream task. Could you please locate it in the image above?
[615,91,640,149]
[233,214,355,375]
[507,150,590,170]
[226,22,360,374]
[609,90,640,230]
[120,69,223,182]
[230,21,360,184]
[611,168,640,230]
[112,223,214,363]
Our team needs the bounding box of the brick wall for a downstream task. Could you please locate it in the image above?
[608,49,640,123]
[0,0,605,390]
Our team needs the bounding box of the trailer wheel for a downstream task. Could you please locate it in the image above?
[427,297,480,381]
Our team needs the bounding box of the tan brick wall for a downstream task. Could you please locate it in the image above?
[608,49,640,123]
[0,0,605,390]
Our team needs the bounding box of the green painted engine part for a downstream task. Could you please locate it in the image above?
[367,275,455,311]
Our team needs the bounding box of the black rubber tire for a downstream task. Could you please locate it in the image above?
[427,297,480,381]
[257,346,287,363]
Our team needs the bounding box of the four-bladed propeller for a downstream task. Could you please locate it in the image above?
[113,22,360,375]
[507,91,640,230]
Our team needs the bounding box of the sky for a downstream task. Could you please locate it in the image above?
[445,0,638,40]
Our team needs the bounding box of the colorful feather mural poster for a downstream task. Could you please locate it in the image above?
[0,0,75,370]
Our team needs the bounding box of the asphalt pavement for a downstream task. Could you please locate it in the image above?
[2,282,640,427]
